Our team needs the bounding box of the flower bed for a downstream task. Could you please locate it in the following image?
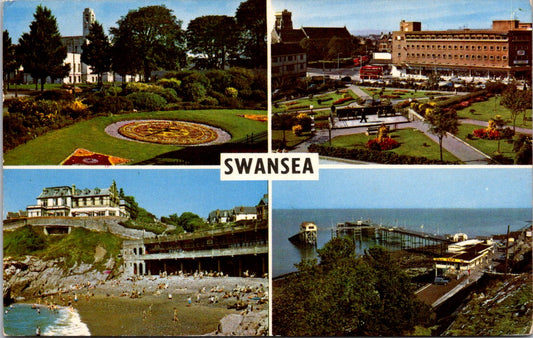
[473,128,500,140]
[332,97,354,105]
[61,148,130,165]
[366,137,399,151]
[239,114,267,122]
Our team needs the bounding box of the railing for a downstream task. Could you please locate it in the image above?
[141,244,268,260]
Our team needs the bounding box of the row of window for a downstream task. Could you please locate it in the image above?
[405,34,507,41]
[273,54,305,63]
[403,44,507,51]
[402,53,507,61]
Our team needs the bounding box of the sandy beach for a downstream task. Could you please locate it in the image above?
[32,275,269,336]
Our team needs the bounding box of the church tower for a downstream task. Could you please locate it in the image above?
[83,8,95,36]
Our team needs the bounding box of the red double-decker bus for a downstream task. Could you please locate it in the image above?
[359,65,383,79]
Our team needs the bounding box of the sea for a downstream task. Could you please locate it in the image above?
[272,208,532,277]
[3,303,90,336]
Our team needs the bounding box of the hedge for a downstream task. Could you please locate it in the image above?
[308,144,459,165]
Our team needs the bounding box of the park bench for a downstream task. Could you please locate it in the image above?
[366,126,380,136]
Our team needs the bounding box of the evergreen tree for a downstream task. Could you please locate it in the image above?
[3,30,20,91]
[17,5,69,91]
[81,21,111,86]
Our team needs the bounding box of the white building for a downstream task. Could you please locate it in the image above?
[26,181,131,218]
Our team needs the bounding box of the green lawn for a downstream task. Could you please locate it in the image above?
[456,123,521,160]
[456,96,532,129]
[4,109,266,165]
[274,89,358,113]
[330,128,461,162]
[360,87,453,100]
[271,129,313,149]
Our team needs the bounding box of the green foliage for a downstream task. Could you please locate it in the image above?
[3,30,21,89]
[126,92,167,111]
[4,225,46,257]
[43,227,123,270]
[91,95,134,114]
[4,226,123,271]
[119,219,166,235]
[501,86,532,132]
[235,0,267,68]
[424,107,460,161]
[156,78,181,92]
[186,15,240,69]
[110,5,187,81]
[183,82,207,103]
[225,87,238,98]
[81,21,111,84]
[274,238,431,336]
[17,5,69,91]
[308,144,458,164]
[513,134,532,164]
[162,212,207,233]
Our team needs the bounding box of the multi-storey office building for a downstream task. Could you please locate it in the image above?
[26,181,131,218]
[391,19,532,81]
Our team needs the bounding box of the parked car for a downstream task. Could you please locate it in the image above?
[434,276,449,285]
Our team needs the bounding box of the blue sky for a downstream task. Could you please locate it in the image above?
[3,168,266,219]
[3,0,244,41]
[272,0,532,34]
[273,168,532,209]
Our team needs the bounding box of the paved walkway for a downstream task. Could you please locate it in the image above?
[286,85,531,164]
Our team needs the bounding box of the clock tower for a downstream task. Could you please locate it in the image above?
[83,8,95,37]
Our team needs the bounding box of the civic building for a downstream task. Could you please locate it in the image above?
[26,181,131,218]
[391,19,532,81]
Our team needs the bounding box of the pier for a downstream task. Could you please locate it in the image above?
[332,220,451,255]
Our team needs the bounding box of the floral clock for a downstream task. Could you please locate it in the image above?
[117,120,219,145]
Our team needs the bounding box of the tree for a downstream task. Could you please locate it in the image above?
[327,36,355,61]
[501,86,531,132]
[17,5,69,91]
[491,115,505,154]
[81,21,111,86]
[3,30,20,91]
[177,212,206,233]
[235,0,266,68]
[424,107,460,161]
[273,237,431,336]
[187,15,240,69]
[110,5,186,82]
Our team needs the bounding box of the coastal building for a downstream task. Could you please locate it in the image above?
[208,209,231,224]
[256,194,268,221]
[26,181,131,218]
[433,239,494,277]
[391,19,532,80]
[231,206,258,222]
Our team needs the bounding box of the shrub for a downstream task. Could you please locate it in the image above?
[292,124,303,136]
[201,96,219,106]
[92,96,134,114]
[225,87,239,98]
[333,97,353,105]
[126,92,167,111]
[183,82,207,103]
[103,86,122,96]
[35,89,74,101]
[152,87,179,103]
[63,99,89,119]
[156,78,181,92]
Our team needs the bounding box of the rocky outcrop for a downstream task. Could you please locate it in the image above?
[208,310,268,336]
[3,255,119,301]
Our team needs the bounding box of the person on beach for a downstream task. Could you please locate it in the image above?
[187,296,192,306]
[173,308,178,322]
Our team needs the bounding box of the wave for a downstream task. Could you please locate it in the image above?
[41,306,90,336]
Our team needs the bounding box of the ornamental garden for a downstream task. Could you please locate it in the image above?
[272,78,532,165]
[3,69,267,165]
